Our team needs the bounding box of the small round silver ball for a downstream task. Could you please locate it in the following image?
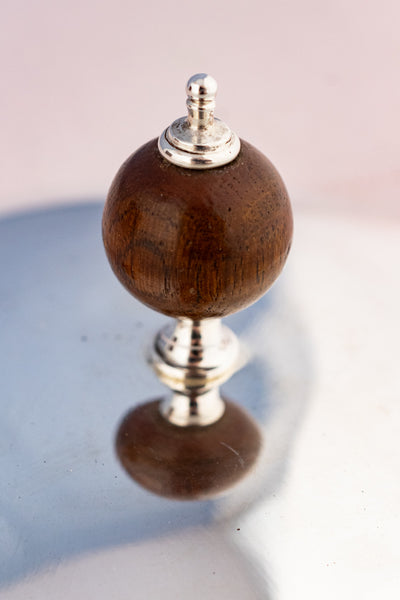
[186,73,218,101]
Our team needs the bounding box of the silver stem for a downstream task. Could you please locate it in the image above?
[149,317,240,427]
[186,73,216,129]
[160,388,225,427]
[186,75,216,130]
[186,99,215,130]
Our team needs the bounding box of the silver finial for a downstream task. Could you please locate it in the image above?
[158,73,240,169]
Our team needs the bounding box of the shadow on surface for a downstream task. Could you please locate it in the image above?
[0,203,312,598]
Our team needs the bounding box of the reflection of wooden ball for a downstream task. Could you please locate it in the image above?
[102,139,293,320]
[115,399,262,500]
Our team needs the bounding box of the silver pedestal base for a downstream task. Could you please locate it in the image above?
[150,318,240,426]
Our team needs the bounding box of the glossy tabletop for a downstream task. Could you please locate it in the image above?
[1,202,399,599]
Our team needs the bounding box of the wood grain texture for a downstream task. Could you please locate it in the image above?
[116,399,261,500]
[103,138,293,319]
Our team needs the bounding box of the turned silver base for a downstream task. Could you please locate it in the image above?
[159,389,225,427]
[149,318,240,427]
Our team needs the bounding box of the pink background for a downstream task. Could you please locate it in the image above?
[1,0,399,219]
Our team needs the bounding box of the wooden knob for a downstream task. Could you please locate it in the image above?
[103,73,294,496]
[102,138,292,320]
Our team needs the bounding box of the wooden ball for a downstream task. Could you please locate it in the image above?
[102,138,292,319]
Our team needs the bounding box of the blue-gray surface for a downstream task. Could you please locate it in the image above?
[0,203,310,590]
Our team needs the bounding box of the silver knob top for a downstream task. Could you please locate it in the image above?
[158,73,240,169]
[186,73,218,99]
[186,73,217,130]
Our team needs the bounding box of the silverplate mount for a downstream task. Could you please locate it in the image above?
[158,73,240,169]
[150,317,240,427]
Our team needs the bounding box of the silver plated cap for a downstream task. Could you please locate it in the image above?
[158,73,241,169]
